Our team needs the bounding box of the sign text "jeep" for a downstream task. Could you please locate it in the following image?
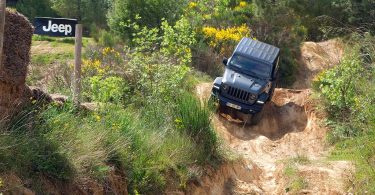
[34,17,78,37]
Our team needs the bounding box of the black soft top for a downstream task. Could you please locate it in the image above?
[233,38,280,65]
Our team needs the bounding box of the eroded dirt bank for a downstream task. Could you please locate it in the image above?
[191,83,353,195]
[293,39,344,89]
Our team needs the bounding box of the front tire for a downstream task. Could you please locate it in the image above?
[208,94,219,111]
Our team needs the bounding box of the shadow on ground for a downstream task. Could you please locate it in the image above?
[217,101,308,141]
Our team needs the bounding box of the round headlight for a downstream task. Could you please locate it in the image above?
[248,94,257,101]
[222,84,229,91]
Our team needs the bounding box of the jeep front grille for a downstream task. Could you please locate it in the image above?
[225,86,256,104]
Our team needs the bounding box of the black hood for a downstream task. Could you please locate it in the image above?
[222,68,268,94]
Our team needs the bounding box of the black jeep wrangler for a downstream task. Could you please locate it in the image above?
[211,38,280,124]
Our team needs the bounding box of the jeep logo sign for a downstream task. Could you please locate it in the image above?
[34,17,78,37]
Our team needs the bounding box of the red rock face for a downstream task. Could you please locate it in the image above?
[0,9,33,122]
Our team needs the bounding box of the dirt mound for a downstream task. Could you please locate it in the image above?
[293,39,344,89]
[218,93,308,141]
[186,160,263,195]
[193,83,353,194]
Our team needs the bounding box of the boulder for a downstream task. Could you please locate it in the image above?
[0,9,33,123]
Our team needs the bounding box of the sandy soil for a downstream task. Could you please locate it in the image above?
[293,39,344,89]
[191,83,353,195]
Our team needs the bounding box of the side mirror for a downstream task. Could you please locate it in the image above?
[222,58,228,66]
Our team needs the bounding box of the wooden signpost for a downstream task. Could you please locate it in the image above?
[0,0,6,69]
[34,17,82,107]
[73,24,82,107]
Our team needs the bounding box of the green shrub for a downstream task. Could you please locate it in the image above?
[15,0,57,21]
[315,34,375,194]
[107,0,188,41]
[313,51,363,115]
[87,76,128,103]
[97,30,121,47]
[161,17,197,65]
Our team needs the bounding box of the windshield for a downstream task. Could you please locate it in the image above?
[228,55,271,79]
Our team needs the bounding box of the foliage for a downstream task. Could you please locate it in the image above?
[107,0,188,41]
[125,51,190,104]
[161,17,197,65]
[252,0,307,86]
[315,34,375,193]
[15,0,57,20]
[314,51,363,115]
[88,76,128,103]
[283,155,310,193]
[284,0,351,40]
[202,24,252,55]
[50,0,110,28]
[331,132,375,194]
[0,96,218,193]
[284,164,308,193]
[0,104,73,182]
[96,30,122,47]
[175,93,219,162]
[286,0,375,39]
[313,43,374,139]
[184,0,256,27]
[82,47,122,77]
[28,37,82,95]
[82,17,196,105]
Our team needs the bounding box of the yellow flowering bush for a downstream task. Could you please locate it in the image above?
[82,47,122,77]
[102,47,120,57]
[202,24,252,55]
[82,59,108,76]
[239,1,247,8]
[188,2,197,9]
[234,1,251,11]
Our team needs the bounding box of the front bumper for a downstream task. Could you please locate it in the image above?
[211,91,264,114]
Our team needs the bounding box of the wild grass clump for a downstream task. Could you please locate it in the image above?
[284,165,308,193]
[175,93,219,163]
[0,104,74,182]
[283,157,309,193]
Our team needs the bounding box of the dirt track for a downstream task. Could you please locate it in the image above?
[192,82,353,194]
[189,39,353,195]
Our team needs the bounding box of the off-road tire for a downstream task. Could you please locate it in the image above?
[208,94,219,112]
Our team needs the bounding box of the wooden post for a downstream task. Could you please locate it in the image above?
[73,24,82,107]
[0,0,6,69]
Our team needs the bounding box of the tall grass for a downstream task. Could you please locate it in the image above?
[175,93,219,164]
[0,93,220,194]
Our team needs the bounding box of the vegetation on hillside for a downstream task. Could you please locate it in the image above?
[313,33,375,193]
[2,0,375,194]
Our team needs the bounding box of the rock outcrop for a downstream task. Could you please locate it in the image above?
[0,9,33,122]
